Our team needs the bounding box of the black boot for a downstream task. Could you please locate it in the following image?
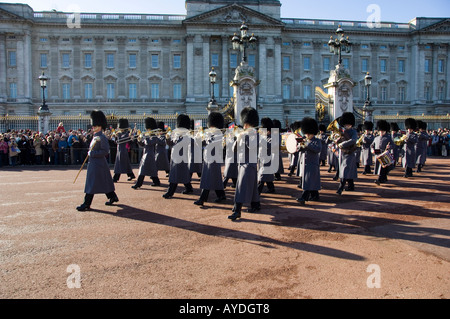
[257,181,264,194]
[113,173,120,183]
[127,173,136,181]
[151,176,161,187]
[223,178,229,189]
[231,178,237,188]
[105,192,119,206]
[228,203,243,221]
[296,190,310,205]
[274,173,281,181]
[346,179,355,191]
[163,183,177,199]
[182,183,193,194]
[247,202,261,213]
[309,191,320,201]
[77,194,93,211]
[266,182,275,193]
[194,189,209,206]
[336,179,346,195]
[132,175,145,189]
[214,190,227,203]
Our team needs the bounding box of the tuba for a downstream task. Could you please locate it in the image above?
[327,119,342,143]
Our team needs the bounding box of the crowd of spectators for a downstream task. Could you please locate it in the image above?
[0,124,449,168]
[0,122,144,168]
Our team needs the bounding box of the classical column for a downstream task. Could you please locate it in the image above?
[0,33,5,103]
[388,44,397,101]
[221,35,229,98]
[94,36,104,99]
[274,37,282,97]
[202,35,210,98]
[72,36,82,99]
[161,37,172,99]
[185,34,195,99]
[432,43,439,101]
[49,36,60,99]
[139,36,149,98]
[258,36,267,100]
[117,36,127,98]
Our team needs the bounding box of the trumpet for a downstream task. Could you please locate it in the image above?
[356,134,365,147]
[394,134,408,146]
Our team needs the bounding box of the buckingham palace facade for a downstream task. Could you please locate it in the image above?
[0,0,449,124]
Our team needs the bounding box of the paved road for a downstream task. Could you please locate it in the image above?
[0,156,449,299]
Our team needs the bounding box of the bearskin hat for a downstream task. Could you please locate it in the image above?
[301,117,319,135]
[145,117,157,130]
[377,120,390,132]
[157,121,165,131]
[390,122,400,132]
[177,114,191,130]
[272,119,282,130]
[90,110,107,130]
[208,112,224,129]
[118,118,129,129]
[319,124,327,132]
[417,120,427,130]
[260,118,274,131]
[338,112,356,127]
[405,118,417,130]
[363,121,374,131]
[357,124,364,133]
[240,107,259,127]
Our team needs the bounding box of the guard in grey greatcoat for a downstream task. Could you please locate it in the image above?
[327,134,339,175]
[273,119,285,180]
[258,118,276,194]
[132,118,160,189]
[415,120,429,173]
[223,123,239,188]
[77,110,118,211]
[113,119,136,182]
[155,121,170,175]
[402,118,418,178]
[390,122,402,167]
[188,119,203,179]
[336,112,358,195]
[296,118,322,205]
[355,124,363,168]
[194,112,226,206]
[361,121,375,175]
[163,114,193,198]
[371,120,394,185]
[229,107,260,221]
[318,124,328,167]
[288,121,301,176]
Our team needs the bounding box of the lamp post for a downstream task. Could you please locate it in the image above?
[328,25,352,66]
[209,67,217,104]
[231,21,257,64]
[38,72,49,112]
[37,72,51,134]
[363,72,374,122]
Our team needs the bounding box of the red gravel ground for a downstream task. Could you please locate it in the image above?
[0,156,449,300]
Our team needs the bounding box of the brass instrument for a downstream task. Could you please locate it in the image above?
[394,134,408,146]
[356,134,365,147]
[327,119,342,143]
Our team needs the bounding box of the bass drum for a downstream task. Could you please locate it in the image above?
[286,133,299,154]
[281,133,290,153]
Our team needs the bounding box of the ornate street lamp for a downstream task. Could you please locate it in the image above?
[363,72,374,122]
[328,25,352,65]
[38,72,49,112]
[232,21,257,64]
[209,67,217,104]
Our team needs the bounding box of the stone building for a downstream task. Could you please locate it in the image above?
[0,0,449,125]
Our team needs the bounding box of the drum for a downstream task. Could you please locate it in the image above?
[376,150,395,168]
[286,133,299,154]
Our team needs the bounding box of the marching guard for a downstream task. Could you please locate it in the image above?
[371,120,394,185]
[415,120,429,173]
[273,119,285,180]
[296,117,322,205]
[336,112,358,195]
[229,107,261,221]
[361,121,375,175]
[163,114,194,199]
[318,124,328,167]
[132,117,161,189]
[223,125,238,189]
[257,118,276,194]
[390,122,402,167]
[194,112,227,206]
[402,118,418,178]
[112,118,136,183]
[155,121,170,177]
[76,110,119,211]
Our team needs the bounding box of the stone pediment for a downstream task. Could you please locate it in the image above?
[0,8,28,21]
[419,18,450,33]
[184,4,282,27]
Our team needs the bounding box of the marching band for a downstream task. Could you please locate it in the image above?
[77,109,436,218]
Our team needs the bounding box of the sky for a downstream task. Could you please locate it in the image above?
[1,0,449,23]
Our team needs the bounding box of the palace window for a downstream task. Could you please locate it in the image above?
[8,51,16,67]
[129,83,137,99]
[173,83,182,99]
[106,54,115,68]
[129,54,137,69]
[173,54,181,69]
[107,83,115,99]
[151,54,159,68]
[84,83,93,100]
[9,83,17,99]
[151,83,160,99]
[40,53,48,68]
[304,56,311,71]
